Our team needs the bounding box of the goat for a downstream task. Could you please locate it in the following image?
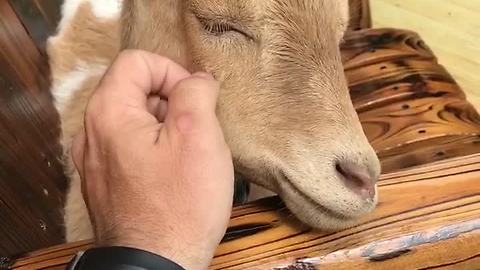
[48,0,381,242]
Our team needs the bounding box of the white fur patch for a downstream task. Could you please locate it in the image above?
[51,62,107,114]
[58,0,124,32]
[51,1,122,113]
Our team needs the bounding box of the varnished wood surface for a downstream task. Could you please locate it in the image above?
[10,154,480,270]
[341,28,480,173]
[0,0,66,258]
[372,0,480,110]
[8,0,62,53]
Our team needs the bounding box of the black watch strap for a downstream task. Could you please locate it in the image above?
[67,246,186,270]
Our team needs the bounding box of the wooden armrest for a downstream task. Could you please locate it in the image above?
[10,154,480,269]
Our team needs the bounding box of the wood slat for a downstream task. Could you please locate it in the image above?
[10,154,480,270]
[0,0,66,259]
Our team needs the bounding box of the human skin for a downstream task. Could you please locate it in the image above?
[72,50,235,270]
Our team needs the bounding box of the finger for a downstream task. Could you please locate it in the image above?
[156,99,168,122]
[94,50,191,111]
[147,95,161,115]
[71,128,94,206]
[71,128,87,179]
[166,72,221,135]
[147,96,168,122]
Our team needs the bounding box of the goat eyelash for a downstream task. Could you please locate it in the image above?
[198,17,252,40]
[203,22,236,35]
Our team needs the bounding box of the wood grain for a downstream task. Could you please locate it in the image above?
[10,154,480,270]
[0,0,66,258]
[341,29,480,173]
[8,0,62,53]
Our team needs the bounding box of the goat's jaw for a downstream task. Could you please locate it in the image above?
[275,172,378,231]
[235,169,378,231]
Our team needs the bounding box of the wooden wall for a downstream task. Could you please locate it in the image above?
[372,0,480,110]
[0,0,66,260]
[8,1,62,53]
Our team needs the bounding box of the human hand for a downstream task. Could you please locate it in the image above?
[71,50,234,270]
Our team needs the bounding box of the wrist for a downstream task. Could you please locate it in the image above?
[97,234,213,270]
[68,246,187,270]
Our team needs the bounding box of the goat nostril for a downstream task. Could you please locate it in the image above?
[336,162,376,199]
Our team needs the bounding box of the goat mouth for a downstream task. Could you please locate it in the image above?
[277,172,372,228]
[277,172,352,222]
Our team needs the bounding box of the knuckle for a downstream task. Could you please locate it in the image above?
[116,49,171,68]
[117,49,144,63]
[177,76,219,91]
[110,50,148,76]
[84,99,100,122]
[84,97,114,131]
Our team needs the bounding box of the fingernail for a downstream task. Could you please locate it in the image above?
[193,72,214,80]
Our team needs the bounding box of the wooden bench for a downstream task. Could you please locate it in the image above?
[1,0,479,269]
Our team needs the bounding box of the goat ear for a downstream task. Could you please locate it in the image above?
[119,0,190,66]
[119,0,156,50]
[119,0,136,50]
[340,0,350,31]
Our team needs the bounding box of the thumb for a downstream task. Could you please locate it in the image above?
[165,72,221,135]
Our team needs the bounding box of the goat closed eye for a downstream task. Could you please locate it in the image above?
[198,17,252,40]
